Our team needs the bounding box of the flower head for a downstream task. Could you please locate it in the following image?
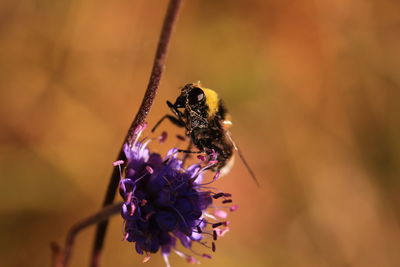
[118,125,235,266]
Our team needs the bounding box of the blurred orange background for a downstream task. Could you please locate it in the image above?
[1,0,400,266]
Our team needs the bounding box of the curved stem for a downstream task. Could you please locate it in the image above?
[91,1,183,266]
[126,0,183,145]
[51,203,123,267]
[90,149,125,267]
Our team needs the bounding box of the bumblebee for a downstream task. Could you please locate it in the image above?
[152,82,259,186]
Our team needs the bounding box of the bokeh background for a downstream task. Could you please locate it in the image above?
[1,0,400,266]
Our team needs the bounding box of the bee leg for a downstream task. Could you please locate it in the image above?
[167,100,185,117]
[177,149,203,154]
[182,139,193,165]
[151,115,185,132]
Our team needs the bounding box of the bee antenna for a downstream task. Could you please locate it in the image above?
[236,147,260,187]
[226,131,260,187]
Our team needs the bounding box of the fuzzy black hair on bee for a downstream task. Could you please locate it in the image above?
[152,82,259,186]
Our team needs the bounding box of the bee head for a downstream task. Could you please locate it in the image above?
[174,83,206,108]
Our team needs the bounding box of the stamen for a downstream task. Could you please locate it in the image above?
[119,180,127,193]
[230,205,239,212]
[212,193,224,199]
[212,222,224,228]
[173,249,193,261]
[215,227,230,237]
[114,160,125,180]
[197,155,207,162]
[198,241,212,250]
[112,160,124,166]
[162,253,171,267]
[214,210,227,219]
[199,158,218,173]
[126,192,133,202]
[165,148,179,161]
[222,199,232,204]
[202,254,212,259]
[193,230,213,239]
[212,171,221,181]
[133,122,147,146]
[142,255,151,263]
[195,218,206,228]
[196,172,220,186]
[213,230,217,241]
[212,242,216,252]
[134,122,146,135]
[196,186,220,193]
[121,220,126,236]
[122,203,129,216]
[122,232,129,241]
[203,212,217,220]
[125,172,148,191]
[196,226,202,233]
[139,138,152,155]
[186,256,199,264]
[189,246,210,259]
[146,166,154,174]
[223,193,232,197]
[174,249,186,258]
[159,131,168,143]
[130,203,136,216]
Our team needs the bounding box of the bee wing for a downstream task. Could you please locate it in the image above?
[226,130,260,187]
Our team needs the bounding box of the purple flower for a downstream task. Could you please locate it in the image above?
[117,125,235,266]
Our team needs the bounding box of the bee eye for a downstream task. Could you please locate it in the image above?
[188,87,205,105]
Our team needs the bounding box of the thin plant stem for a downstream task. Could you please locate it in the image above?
[51,203,123,267]
[90,0,183,266]
[126,0,183,145]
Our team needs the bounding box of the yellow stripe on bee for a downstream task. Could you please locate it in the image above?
[203,88,219,117]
